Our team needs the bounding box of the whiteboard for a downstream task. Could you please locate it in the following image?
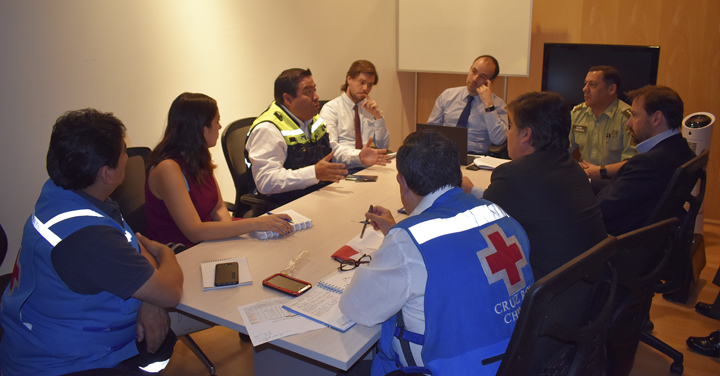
[398,0,533,76]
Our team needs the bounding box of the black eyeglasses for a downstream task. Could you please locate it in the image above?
[338,254,372,271]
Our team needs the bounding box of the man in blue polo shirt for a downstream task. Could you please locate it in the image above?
[339,130,534,375]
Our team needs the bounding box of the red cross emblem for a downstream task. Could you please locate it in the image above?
[7,247,21,296]
[477,224,528,295]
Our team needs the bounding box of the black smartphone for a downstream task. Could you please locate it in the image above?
[214,262,239,287]
[262,273,312,296]
[465,164,480,171]
[346,174,378,182]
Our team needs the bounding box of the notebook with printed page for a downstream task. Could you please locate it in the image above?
[281,269,357,332]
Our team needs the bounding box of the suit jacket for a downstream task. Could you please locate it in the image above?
[595,133,696,236]
[484,149,608,280]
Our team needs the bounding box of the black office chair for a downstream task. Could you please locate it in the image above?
[606,218,681,376]
[111,147,151,235]
[109,147,217,375]
[0,223,10,339]
[496,236,618,376]
[319,99,329,113]
[221,117,280,218]
[646,149,709,303]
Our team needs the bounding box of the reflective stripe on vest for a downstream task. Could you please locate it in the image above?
[32,209,132,246]
[407,203,509,245]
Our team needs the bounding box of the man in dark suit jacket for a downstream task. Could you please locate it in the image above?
[594,85,696,236]
[463,91,607,280]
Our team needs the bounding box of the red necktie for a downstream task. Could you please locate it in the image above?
[354,104,363,149]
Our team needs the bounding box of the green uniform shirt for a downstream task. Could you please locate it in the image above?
[569,98,636,166]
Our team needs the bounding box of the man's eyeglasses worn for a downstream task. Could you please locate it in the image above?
[338,254,372,271]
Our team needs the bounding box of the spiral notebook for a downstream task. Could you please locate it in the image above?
[281,269,357,332]
[200,256,252,291]
[251,210,313,240]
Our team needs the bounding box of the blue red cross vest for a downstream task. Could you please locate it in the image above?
[0,179,142,375]
[372,188,534,376]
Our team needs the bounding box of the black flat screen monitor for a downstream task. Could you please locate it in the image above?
[541,43,660,107]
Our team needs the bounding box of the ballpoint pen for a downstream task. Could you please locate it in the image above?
[360,205,373,238]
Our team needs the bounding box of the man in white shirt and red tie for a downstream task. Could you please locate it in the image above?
[320,60,390,150]
[427,55,508,154]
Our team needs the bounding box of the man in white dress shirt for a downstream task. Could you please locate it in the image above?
[339,130,533,376]
[320,60,390,150]
[427,55,508,154]
[245,68,388,205]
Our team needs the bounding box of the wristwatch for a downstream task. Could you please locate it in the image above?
[600,166,608,179]
[484,105,496,113]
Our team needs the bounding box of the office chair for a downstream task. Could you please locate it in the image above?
[0,223,10,339]
[319,99,329,113]
[109,147,217,375]
[111,147,151,234]
[496,236,618,376]
[221,117,280,218]
[606,218,681,376]
[646,149,709,303]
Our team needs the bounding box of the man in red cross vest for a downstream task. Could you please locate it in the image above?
[339,130,534,376]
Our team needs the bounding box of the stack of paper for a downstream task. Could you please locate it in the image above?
[473,156,511,170]
[251,210,312,240]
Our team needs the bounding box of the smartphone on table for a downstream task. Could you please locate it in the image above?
[262,273,312,296]
[214,262,239,287]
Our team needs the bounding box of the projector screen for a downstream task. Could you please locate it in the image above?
[398,0,533,76]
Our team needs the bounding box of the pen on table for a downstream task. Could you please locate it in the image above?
[267,212,293,223]
[360,205,373,238]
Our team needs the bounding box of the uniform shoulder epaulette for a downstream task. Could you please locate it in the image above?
[572,103,585,113]
[621,107,632,118]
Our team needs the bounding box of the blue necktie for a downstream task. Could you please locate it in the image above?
[456,95,474,128]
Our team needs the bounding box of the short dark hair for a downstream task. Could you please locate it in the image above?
[473,55,500,80]
[508,91,571,151]
[626,85,684,130]
[146,92,218,185]
[396,130,462,196]
[341,60,378,92]
[588,65,621,92]
[274,68,313,105]
[46,109,126,190]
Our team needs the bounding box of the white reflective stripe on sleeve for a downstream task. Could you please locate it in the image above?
[408,204,509,245]
[32,209,104,247]
[280,128,305,137]
[310,117,324,133]
[139,358,170,373]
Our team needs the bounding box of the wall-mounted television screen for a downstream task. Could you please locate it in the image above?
[541,43,660,107]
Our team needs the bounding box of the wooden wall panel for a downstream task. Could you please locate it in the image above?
[416,0,720,220]
[416,73,505,127]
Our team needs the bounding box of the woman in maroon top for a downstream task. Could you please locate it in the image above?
[145,93,293,247]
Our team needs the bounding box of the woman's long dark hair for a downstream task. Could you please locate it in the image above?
[147,92,218,185]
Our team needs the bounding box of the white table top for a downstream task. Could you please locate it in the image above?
[175,160,492,370]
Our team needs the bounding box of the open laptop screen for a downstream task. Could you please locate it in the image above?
[416,124,470,165]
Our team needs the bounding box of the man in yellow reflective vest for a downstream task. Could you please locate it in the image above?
[246,68,390,205]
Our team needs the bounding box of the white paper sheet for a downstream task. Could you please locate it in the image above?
[237,297,324,346]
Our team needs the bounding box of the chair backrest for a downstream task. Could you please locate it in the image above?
[0,223,7,269]
[606,218,679,376]
[644,149,708,294]
[497,236,618,376]
[221,118,256,214]
[109,147,151,235]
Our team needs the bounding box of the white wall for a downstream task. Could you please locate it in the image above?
[0,0,413,274]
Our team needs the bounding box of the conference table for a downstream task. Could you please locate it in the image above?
[175,160,492,375]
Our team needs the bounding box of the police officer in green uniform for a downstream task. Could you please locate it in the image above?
[245,68,389,206]
[569,65,636,180]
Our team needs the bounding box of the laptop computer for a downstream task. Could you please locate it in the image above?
[416,124,477,165]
